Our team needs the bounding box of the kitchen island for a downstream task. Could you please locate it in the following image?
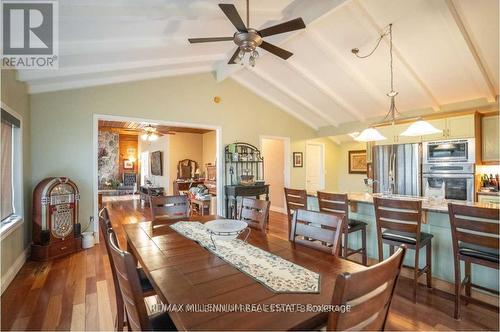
[308,192,499,291]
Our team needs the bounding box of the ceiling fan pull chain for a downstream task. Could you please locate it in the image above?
[246,0,250,28]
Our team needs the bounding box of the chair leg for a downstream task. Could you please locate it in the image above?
[454,259,462,320]
[464,261,471,303]
[389,245,394,256]
[343,231,349,258]
[413,249,419,303]
[378,240,384,262]
[361,226,367,266]
[426,243,432,288]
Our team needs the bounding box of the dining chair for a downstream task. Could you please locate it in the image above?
[284,187,307,226]
[448,203,499,319]
[328,245,406,331]
[289,209,345,256]
[373,197,432,302]
[98,208,156,330]
[239,197,270,232]
[107,230,176,331]
[150,195,190,226]
[317,191,368,265]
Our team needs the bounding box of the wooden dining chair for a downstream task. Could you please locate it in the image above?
[373,197,432,302]
[448,203,499,319]
[289,209,345,256]
[284,187,307,225]
[98,208,156,330]
[107,230,176,331]
[150,195,190,226]
[328,245,406,331]
[239,197,270,232]
[317,191,368,265]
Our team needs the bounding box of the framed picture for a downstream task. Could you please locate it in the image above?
[151,151,163,176]
[348,150,367,174]
[123,160,134,169]
[293,152,303,167]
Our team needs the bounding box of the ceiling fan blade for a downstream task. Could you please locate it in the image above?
[219,4,247,32]
[228,47,241,64]
[188,36,233,43]
[258,17,306,37]
[259,41,293,60]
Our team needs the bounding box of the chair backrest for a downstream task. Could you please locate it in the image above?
[328,245,406,331]
[150,195,190,223]
[177,159,197,179]
[123,172,137,186]
[373,197,423,241]
[289,209,344,256]
[284,188,307,222]
[108,230,151,331]
[239,197,270,232]
[448,203,500,256]
[98,208,125,330]
[317,191,349,215]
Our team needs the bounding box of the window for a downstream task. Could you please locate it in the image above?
[1,108,22,228]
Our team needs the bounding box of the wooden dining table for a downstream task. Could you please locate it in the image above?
[124,215,367,330]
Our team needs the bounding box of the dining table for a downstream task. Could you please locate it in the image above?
[124,215,367,330]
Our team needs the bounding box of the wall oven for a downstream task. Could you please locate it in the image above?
[423,139,475,164]
[422,163,475,202]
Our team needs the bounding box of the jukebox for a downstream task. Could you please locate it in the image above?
[31,177,82,261]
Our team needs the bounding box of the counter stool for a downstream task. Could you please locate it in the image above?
[448,203,499,319]
[374,197,433,302]
[317,192,367,265]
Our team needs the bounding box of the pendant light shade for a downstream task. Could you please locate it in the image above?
[354,127,386,142]
[400,120,442,137]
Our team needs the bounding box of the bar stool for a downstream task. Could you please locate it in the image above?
[373,197,433,302]
[317,192,367,265]
[448,203,499,319]
[284,188,307,228]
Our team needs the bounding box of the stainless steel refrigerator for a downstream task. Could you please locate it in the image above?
[372,143,421,196]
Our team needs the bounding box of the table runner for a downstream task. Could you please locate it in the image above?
[170,221,320,293]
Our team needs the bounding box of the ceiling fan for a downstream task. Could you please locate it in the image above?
[188,0,306,66]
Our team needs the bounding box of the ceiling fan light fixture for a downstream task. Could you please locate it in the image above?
[400,120,442,136]
[354,127,386,142]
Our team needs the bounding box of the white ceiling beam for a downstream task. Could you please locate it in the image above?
[231,74,319,130]
[28,65,212,94]
[251,66,339,126]
[286,58,365,122]
[352,0,442,112]
[445,0,497,102]
[215,0,349,82]
[307,31,388,111]
[18,54,225,81]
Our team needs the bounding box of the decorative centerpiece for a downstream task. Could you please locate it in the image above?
[204,219,250,249]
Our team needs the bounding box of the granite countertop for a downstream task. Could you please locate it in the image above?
[308,192,499,213]
[477,191,500,196]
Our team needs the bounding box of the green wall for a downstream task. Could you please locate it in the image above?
[0,69,31,282]
[30,73,339,230]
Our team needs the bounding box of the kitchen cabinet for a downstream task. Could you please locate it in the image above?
[394,123,422,144]
[481,114,499,163]
[477,193,500,205]
[374,125,395,145]
[422,114,475,141]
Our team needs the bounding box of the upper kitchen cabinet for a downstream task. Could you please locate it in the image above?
[374,125,395,145]
[481,114,500,164]
[422,114,476,141]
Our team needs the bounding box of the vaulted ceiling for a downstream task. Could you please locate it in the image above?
[18,0,499,130]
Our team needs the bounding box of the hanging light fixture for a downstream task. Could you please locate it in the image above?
[141,125,159,141]
[352,24,441,142]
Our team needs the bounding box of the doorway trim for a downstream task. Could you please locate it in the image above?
[259,135,291,213]
[305,141,325,192]
[92,114,223,242]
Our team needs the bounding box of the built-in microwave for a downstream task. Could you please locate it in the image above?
[422,139,475,164]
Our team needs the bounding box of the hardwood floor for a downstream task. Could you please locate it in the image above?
[1,197,498,331]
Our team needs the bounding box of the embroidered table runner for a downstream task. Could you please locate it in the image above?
[170,221,320,293]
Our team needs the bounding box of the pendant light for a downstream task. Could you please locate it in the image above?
[352,24,441,142]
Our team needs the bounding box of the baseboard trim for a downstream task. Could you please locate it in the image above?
[270,206,286,214]
[1,247,29,295]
